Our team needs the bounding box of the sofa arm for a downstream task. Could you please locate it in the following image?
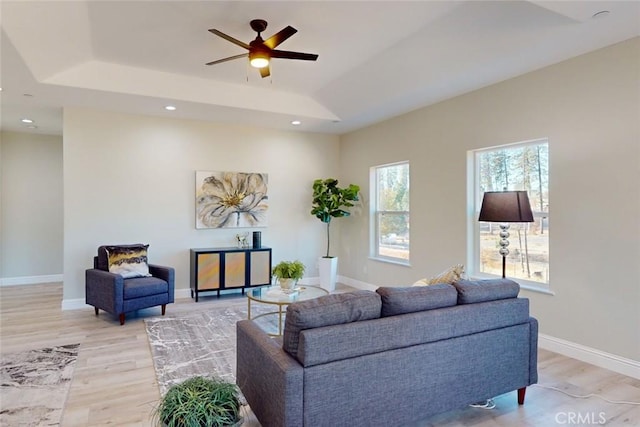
[148,264,175,303]
[85,268,124,314]
[528,317,539,385]
[236,320,304,427]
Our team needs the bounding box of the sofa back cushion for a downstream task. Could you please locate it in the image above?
[282,290,381,359]
[376,284,458,317]
[452,278,520,304]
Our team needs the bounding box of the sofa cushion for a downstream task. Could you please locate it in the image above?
[413,263,465,286]
[452,278,520,304]
[282,290,381,358]
[104,244,151,279]
[376,284,458,317]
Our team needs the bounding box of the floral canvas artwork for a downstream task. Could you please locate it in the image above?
[195,171,268,229]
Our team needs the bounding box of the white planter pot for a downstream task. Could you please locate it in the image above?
[278,278,298,292]
[319,257,338,292]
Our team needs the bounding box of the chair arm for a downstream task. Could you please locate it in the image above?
[85,268,124,314]
[148,264,175,303]
[236,320,304,427]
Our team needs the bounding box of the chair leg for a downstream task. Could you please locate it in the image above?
[94,307,99,315]
[518,387,527,405]
[161,304,166,316]
[119,313,125,325]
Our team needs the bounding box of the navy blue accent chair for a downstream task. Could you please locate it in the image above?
[85,245,175,325]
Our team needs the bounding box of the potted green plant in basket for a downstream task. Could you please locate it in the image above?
[310,178,360,291]
[272,260,305,292]
[153,376,241,427]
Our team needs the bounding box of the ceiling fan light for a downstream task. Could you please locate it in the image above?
[249,51,269,68]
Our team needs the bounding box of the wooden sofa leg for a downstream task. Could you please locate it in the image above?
[94,307,99,315]
[119,313,125,325]
[161,304,167,316]
[518,387,526,405]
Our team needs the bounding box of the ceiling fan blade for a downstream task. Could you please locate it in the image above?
[263,26,297,49]
[208,29,250,50]
[259,65,271,78]
[271,50,319,61]
[206,53,248,66]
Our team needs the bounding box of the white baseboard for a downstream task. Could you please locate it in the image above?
[0,274,63,286]
[61,298,93,311]
[338,275,378,291]
[538,333,640,379]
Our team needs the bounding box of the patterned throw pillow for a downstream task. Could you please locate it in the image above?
[105,244,151,279]
[413,263,465,286]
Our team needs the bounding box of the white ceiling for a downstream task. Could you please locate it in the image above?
[1,1,638,136]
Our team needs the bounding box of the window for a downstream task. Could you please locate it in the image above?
[371,161,410,263]
[469,140,549,286]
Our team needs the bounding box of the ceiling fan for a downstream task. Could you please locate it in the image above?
[206,19,318,78]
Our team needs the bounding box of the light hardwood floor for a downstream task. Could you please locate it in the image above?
[1,283,638,426]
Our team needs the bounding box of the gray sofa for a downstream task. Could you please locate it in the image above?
[236,279,538,427]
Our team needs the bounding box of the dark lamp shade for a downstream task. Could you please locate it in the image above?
[478,191,534,223]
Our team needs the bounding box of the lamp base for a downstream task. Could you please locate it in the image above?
[499,224,510,279]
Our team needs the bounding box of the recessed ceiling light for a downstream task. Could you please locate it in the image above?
[592,10,610,19]
[21,118,34,123]
[23,93,33,97]
[164,105,176,111]
[27,125,38,129]
[291,120,301,126]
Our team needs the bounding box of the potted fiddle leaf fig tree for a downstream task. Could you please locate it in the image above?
[311,178,360,291]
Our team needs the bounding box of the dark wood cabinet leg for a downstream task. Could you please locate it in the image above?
[161,304,166,316]
[518,387,526,405]
[94,307,99,315]
[119,313,125,325]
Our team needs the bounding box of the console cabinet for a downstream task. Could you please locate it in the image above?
[190,247,272,302]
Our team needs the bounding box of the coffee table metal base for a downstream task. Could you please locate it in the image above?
[246,286,329,337]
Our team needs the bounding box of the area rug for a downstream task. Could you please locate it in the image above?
[145,304,276,395]
[0,343,80,426]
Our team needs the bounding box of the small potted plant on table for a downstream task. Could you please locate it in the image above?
[272,260,305,292]
[153,376,242,427]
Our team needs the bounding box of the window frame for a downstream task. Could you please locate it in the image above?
[370,161,411,265]
[467,138,552,293]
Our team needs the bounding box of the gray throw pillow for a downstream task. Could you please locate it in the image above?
[282,290,381,358]
[376,284,458,317]
[452,278,520,304]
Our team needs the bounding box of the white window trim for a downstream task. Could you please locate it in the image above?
[369,161,411,265]
[466,138,551,294]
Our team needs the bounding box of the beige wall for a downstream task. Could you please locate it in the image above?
[63,109,339,301]
[339,38,640,360]
[1,131,63,278]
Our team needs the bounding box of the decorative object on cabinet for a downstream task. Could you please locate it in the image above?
[195,171,268,229]
[190,247,272,302]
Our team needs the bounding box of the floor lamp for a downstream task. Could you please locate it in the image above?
[478,191,534,278]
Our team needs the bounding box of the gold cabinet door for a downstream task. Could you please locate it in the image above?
[197,252,220,290]
[224,252,246,288]
[250,250,271,285]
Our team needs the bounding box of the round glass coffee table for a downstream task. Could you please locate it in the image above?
[247,286,329,336]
